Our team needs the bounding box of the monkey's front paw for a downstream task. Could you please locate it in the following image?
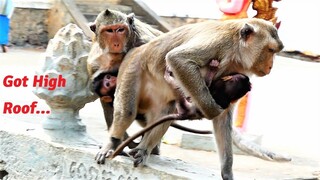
[95,137,124,164]
[95,148,115,164]
[129,148,148,167]
[222,174,234,180]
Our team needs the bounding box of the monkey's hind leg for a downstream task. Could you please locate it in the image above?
[129,103,175,167]
[96,100,138,164]
[213,110,234,180]
[129,120,172,167]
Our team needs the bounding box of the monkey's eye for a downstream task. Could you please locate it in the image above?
[106,29,113,33]
[106,75,111,79]
[105,82,110,87]
[117,28,125,33]
[268,48,275,53]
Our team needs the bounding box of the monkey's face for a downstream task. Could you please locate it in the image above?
[103,74,117,91]
[241,19,284,77]
[253,27,283,76]
[92,73,117,97]
[90,9,135,54]
[98,24,130,53]
[251,46,277,76]
[255,29,283,76]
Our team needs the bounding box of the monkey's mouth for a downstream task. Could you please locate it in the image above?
[257,71,267,77]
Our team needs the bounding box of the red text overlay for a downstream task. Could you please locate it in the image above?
[2,74,67,114]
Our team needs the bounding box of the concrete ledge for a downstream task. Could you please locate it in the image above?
[0,120,217,179]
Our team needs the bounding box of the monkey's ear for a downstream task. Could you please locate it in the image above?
[90,23,96,33]
[275,21,281,29]
[127,13,135,25]
[240,23,254,41]
[104,9,111,16]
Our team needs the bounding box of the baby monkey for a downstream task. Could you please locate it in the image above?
[93,72,117,103]
[165,59,251,116]
[164,59,219,117]
[111,71,252,159]
[211,73,251,109]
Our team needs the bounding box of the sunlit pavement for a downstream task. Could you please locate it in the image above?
[0,47,319,179]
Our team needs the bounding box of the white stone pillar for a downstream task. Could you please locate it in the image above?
[33,23,97,132]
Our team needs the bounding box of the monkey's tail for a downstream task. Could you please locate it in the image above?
[232,129,292,162]
[111,114,181,159]
[112,115,292,162]
[171,122,212,134]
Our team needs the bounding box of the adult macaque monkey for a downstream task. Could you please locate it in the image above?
[87,9,162,127]
[87,9,163,150]
[96,18,284,180]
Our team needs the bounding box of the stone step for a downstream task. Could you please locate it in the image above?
[77,2,133,15]
[83,13,98,23]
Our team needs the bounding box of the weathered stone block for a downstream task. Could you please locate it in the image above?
[0,120,218,179]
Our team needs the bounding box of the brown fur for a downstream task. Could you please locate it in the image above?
[96,18,283,180]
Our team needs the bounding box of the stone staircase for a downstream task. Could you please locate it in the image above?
[75,0,171,32]
[76,0,132,23]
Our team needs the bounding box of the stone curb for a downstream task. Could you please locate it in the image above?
[0,121,218,180]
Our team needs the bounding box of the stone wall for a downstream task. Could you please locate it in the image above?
[10,8,49,46]
[9,0,75,47]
